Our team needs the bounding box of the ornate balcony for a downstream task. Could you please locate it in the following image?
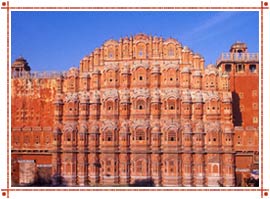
[216,53,259,65]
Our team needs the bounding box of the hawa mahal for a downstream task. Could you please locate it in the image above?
[11,33,259,187]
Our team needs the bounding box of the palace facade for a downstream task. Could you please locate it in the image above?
[11,33,259,187]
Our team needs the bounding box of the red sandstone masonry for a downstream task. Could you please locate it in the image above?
[11,34,258,187]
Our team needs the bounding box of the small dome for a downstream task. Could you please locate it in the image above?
[152,125,160,133]
[182,46,190,52]
[92,68,100,75]
[151,64,160,74]
[120,90,130,103]
[193,92,203,103]
[230,41,248,53]
[182,91,192,103]
[193,53,201,58]
[67,67,79,77]
[224,126,233,133]
[222,94,232,103]
[181,66,190,73]
[192,70,202,77]
[81,73,89,78]
[121,64,130,74]
[12,56,31,71]
[205,65,218,75]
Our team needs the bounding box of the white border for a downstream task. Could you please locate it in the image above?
[0,0,269,199]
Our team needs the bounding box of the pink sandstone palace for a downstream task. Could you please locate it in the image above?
[11,33,259,187]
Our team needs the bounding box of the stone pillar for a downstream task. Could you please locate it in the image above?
[150,123,161,186]
[150,64,161,88]
[193,154,205,186]
[88,153,100,185]
[150,89,161,120]
[80,74,90,91]
[192,71,202,89]
[182,153,192,186]
[56,75,64,93]
[51,128,62,185]
[120,63,131,89]
[119,153,130,185]
[51,94,63,186]
[119,121,131,185]
[205,153,221,186]
[91,69,101,90]
[181,67,190,89]
[182,124,193,186]
[222,153,235,186]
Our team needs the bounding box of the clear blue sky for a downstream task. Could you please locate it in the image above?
[11,11,259,72]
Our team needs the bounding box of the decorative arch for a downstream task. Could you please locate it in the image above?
[163,123,180,142]
[135,42,147,58]
[205,97,220,115]
[131,89,150,111]
[163,42,177,58]
[135,128,145,141]
[101,157,114,175]
[101,121,118,142]
[167,97,177,110]
[132,157,147,174]
[104,39,118,60]
[161,65,179,86]
[106,100,114,111]
[213,164,219,173]
[131,120,150,141]
[104,130,113,141]
[63,124,77,142]
[163,158,177,174]
[136,98,146,110]
[167,129,177,141]
[161,89,180,101]
[131,66,149,85]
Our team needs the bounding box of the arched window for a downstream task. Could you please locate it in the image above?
[136,160,143,173]
[168,101,175,110]
[225,135,231,143]
[249,64,256,73]
[105,131,113,141]
[123,45,128,56]
[66,163,71,174]
[213,165,219,173]
[135,67,147,83]
[168,131,176,141]
[66,133,71,142]
[137,43,146,58]
[139,49,143,57]
[169,160,175,173]
[136,130,145,140]
[236,64,245,72]
[108,47,114,59]
[168,47,174,57]
[106,101,114,111]
[167,98,176,110]
[137,99,145,110]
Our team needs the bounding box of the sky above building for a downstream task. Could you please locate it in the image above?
[11,11,259,72]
